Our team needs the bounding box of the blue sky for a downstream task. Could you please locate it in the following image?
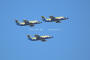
[0,0,90,60]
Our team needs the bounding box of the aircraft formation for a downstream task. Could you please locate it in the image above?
[16,16,69,42]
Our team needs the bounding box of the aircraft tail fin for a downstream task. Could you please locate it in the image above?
[27,35,33,40]
[41,16,47,22]
[15,20,20,25]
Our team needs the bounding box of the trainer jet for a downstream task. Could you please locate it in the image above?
[15,20,42,27]
[27,34,53,42]
[41,16,69,23]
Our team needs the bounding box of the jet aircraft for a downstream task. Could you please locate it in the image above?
[27,34,53,42]
[41,16,69,23]
[15,20,42,26]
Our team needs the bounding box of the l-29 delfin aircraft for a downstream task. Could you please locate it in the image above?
[41,16,69,23]
[27,34,53,42]
[15,20,42,27]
